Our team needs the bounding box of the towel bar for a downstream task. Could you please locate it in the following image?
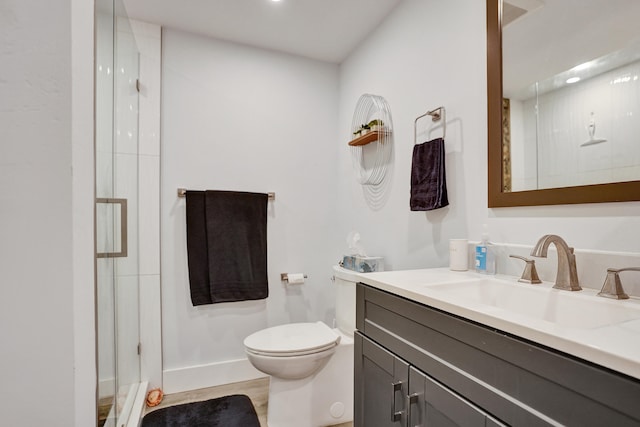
[177,188,275,200]
[414,106,446,143]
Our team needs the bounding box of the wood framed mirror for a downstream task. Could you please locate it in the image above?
[487,0,640,207]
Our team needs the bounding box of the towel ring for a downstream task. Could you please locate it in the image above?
[414,106,446,144]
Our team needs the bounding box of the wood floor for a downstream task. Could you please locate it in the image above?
[144,377,353,427]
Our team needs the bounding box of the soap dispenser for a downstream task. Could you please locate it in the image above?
[475,224,496,275]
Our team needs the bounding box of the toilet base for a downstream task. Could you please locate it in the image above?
[266,332,354,427]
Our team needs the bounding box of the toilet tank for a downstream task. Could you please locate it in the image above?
[333,265,361,336]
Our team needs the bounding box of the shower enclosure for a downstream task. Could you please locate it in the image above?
[96,0,142,425]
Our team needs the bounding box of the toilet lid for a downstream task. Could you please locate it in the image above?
[244,322,341,356]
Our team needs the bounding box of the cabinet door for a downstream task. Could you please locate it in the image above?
[409,366,506,427]
[355,332,409,427]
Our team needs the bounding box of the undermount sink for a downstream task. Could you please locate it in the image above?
[428,278,640,329]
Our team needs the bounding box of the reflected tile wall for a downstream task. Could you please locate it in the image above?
[515,59,640,190]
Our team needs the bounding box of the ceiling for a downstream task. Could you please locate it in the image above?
[503,0,640,98]
[122,0,402,63]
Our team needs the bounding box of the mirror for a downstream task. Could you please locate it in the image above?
[487,0,640,207]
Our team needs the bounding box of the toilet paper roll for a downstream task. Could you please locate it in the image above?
[287,273,305,284]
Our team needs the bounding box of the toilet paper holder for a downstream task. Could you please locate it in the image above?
[280,273,308,283]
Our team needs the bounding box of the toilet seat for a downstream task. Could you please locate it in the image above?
[244,321,341,357]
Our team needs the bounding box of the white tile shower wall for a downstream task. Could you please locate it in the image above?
[515,59,640,190]
[132,19,162,158]
[337,0,640,273]
[116,274,141,387]
[97,259,116,398]
[130,19,162,391]
[96,8,117,404]
[508,99,537,191]
[105,17,162,396]
[113,19,145,403]
[115,17,141,157]
[161,29,340,391]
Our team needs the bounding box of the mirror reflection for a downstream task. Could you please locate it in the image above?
[502,0,640,192]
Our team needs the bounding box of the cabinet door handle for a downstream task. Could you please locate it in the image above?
[407,392,421,427]
[391,381,403,422]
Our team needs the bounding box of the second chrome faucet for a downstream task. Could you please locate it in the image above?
[531,234,582,291]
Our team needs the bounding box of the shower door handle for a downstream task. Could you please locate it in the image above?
[96,198,128,258]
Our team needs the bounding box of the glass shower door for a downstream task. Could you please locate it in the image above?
[114,11,142,423]
[96,1,141,425]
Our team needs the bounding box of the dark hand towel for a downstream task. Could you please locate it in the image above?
[185,191,211,305]
[410,137,449,211]
[186,190,269,305]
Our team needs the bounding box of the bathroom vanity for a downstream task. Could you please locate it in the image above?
[354,269,640,426]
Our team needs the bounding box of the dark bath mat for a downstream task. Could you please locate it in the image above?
[141,394,260,427]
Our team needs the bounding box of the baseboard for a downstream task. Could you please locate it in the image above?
[163,358,267,394]
[98,376,115,399]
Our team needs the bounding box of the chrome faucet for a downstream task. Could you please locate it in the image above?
[530,235,581,291]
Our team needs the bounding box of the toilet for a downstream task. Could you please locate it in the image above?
[244,265,359,427]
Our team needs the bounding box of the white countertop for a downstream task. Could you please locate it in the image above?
[356,268,640,381]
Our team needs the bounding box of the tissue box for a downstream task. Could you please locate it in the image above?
[342,255,384,273]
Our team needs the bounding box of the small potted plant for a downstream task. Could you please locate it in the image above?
[353,123,370,138]
[367,119,384,132]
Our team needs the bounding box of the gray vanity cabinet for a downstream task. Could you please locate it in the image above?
[355,332,504,427]
[355,283,640,427]
[354,332,408,427]
[409,366,505,427]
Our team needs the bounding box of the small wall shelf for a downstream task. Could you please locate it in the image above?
[349,94,393,190]
[348,130,381,146]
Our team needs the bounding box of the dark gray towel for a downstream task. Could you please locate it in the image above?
[186,190,268,305]
[410,137,449,211]
[185,191,210,305]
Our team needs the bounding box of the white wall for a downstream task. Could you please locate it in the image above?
[159,0,640,391]
[0,1,95,426]
[161,29,340,390]
[72,0,97,423]
[337,0,485,270]
[338,0,640,266]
